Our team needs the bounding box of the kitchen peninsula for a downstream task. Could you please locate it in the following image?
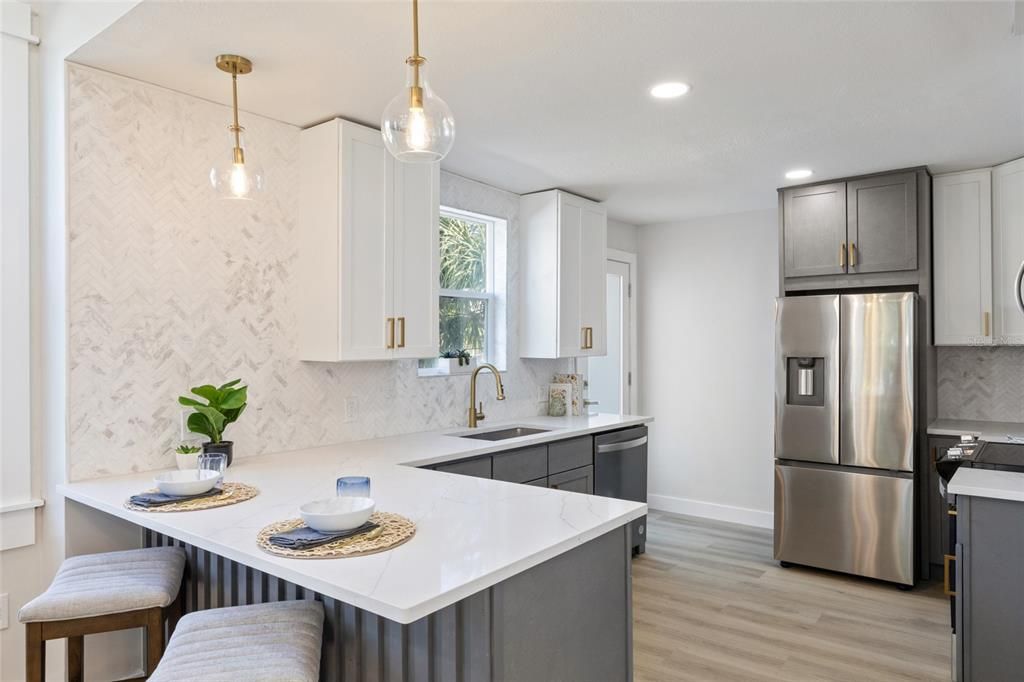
[59,414,650,681]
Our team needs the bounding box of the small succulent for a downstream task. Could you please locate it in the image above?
[441,349,472,366]
[175,443,201,455]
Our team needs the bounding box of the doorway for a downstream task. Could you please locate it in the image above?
[587,250,636,414]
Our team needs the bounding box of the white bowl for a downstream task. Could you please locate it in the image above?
[300,497,375,532]
[154,469,220,496]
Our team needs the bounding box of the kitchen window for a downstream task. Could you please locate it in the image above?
[422,207,507,373]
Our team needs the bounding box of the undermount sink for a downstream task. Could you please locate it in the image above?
[456,426,551,441]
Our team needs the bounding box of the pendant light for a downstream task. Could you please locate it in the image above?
[381,0,455,163]
[209,54,264,199]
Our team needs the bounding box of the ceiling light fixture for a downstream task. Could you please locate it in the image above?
[209,54,264,200]
[649,82,690,99]
[785,169,814,180]
[381,0,455,163]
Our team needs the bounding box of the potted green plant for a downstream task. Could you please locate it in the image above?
[437,349,476,375]
[178,379,247,466]
[174,442,201,470]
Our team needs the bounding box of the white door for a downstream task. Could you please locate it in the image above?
[993,158,1024,345]
[587,257,633,414]
[392,161,440,358]
[933,170,993,346]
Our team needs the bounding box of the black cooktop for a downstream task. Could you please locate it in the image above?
[937,440,1024,482]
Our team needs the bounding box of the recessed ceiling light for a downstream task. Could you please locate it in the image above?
[785,169,813,180]
[650,82,690,99]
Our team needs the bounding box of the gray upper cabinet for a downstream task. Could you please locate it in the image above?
[846,172,918,274]
[783,183,847,278]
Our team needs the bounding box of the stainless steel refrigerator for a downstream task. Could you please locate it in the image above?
[774,292,916,586]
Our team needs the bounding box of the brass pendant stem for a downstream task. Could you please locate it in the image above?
[230,69,242,155]
[412,0,420,61]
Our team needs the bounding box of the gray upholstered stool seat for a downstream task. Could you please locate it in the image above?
[19,546,186,622]
[149,600,325,682]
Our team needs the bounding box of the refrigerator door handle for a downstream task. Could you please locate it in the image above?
[1014,259,1024,317]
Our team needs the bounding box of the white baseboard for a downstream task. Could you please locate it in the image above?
[648,493,773,529]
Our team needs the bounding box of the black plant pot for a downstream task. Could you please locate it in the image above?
[202,440,234,467]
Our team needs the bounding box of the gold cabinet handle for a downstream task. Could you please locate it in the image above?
[983,311,991,337]
[840,242,847,268]
[581,327,588,350]
[587,327,594,349]
[386,317,395,349]
[943,554,956,596]
[398,317,406,348]
[848,241,856,268]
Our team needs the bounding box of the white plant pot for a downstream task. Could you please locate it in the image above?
[175,452,200,470]
[435,357,477,375]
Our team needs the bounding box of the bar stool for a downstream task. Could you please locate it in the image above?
[148,600,324,682]
[19,546,186,682]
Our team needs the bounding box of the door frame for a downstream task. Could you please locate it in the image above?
[607,249,638,413]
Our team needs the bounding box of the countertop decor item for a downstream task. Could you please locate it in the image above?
[553,373,584,416]
[268,520,380,550]
[209,54,264,199]
[256,512,416,559]
[548,383,571,417]
[154,469,220,496]
[178,379,247,466]
[381,0,455,163]
[124,481,259,513]
[336,476,371,498]
[299,496,375,532]
[174,442,201,470]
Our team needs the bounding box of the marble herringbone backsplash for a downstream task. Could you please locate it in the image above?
[67,65,567,481]
[937,346,1024,422]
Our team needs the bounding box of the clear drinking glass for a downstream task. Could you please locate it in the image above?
[336,476,371,498]
[199,453,227,483]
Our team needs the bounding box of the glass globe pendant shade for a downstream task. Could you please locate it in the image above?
[209,128,265,200]
[381,60,455,163]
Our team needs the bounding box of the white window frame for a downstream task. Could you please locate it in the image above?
[438,206,499,364]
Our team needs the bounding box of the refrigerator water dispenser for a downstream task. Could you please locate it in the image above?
[786,357,824,406]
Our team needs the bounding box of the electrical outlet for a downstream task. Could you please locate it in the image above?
[344,396,359,423]
[0,593,9,630]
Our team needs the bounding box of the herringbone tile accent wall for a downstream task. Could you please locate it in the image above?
[937,347,1024,421]
[67,65,567,481]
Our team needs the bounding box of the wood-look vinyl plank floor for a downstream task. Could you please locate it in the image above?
[633,511,950,682]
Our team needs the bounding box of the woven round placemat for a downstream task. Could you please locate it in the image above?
[124,482,260,513]
[256,512,416,559]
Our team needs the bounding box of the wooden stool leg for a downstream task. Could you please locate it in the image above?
[167,586,184,640]
[145,606,164,677]
[25,622,44,682]
[67,634,84,682]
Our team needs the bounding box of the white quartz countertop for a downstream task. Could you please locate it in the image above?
[948,467,1024,503]
[59,414,651,624]
[928,418,1024,443]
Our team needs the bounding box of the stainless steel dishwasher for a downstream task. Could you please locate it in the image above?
[594,426,648,554]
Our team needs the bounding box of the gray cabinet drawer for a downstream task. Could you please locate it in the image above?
[435,456,492,479]
[548,465,594,495]
[523,477,548,487]
[548,436,593,475]
[492,445,548,483]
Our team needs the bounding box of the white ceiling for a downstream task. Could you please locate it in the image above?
[71,1,1024,225]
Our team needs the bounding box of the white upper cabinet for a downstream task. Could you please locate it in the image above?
[933,170,993,346]
[993,158,1024,345]
[520,190,607,358]
[297,118,439,361]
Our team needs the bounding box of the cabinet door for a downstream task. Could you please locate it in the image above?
[435,456,492,479]
[557,195,584,357]
[392,161,440,358]
[783,183,847,278]
[579,203,608,356]
[846,172,918,274]
[933,171,993,345]
[339,122,394,360]
[993,158,1024,345]
[548,465,594,494]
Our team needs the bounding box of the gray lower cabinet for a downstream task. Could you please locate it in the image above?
[548,436,594,475]
[523,477,547,487]
[956,494,1024,681]
[435,456,491,479]
[548,465,594,495]
[492,445,547,483]
[846,171,918,274]
[782,182,848,278]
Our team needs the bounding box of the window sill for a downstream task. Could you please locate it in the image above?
[417,366,507,378]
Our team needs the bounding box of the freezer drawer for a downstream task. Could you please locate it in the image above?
[774,463,914,585]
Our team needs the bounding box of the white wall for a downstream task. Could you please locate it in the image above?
[637,209,778,528]
[607,218,638,253]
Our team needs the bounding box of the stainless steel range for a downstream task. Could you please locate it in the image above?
[773,292,917,586]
